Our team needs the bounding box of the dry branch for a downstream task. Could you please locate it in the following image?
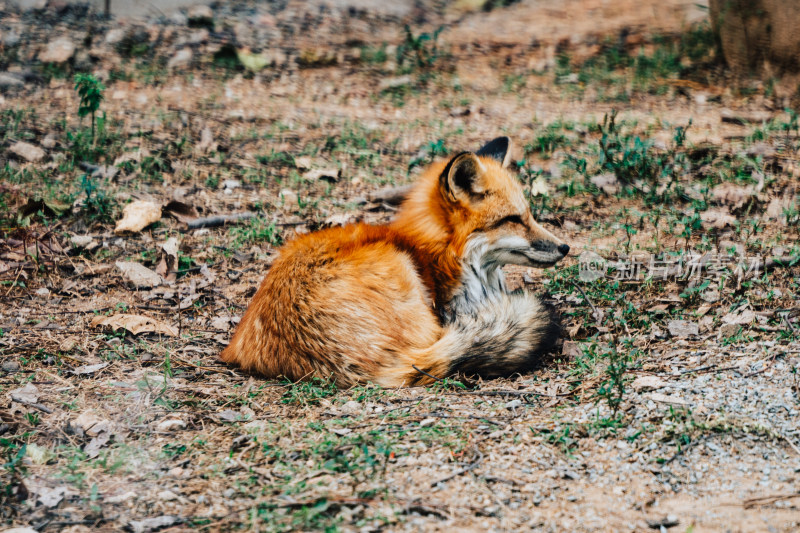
[185,212,257,229]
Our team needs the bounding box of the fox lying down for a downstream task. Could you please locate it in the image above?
[221,137,569,387]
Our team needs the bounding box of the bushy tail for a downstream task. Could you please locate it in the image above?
[391,292,560,386]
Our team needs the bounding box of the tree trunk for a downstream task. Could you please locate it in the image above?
[709,0,800,75]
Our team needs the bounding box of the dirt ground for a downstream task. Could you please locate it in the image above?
[1,0,799,531]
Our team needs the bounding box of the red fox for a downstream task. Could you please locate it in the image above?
[221,137,569,387]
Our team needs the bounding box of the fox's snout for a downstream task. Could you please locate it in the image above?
[525,218,569,265]
[532,239,570,258]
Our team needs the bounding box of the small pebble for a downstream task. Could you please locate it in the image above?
[2,360,21,373]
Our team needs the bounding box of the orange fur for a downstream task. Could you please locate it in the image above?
[221,138,568,387]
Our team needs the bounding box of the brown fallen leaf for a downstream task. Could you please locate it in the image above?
[91,314,178,337]
[115,201,162,234]
[155,237,180,283]
[19,197,71,218]
[162,200,200,224]
[59,335,80,352]
[74,411,109,435]
[116,261,162,288]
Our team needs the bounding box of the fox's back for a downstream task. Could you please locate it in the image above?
[220,223,441,384]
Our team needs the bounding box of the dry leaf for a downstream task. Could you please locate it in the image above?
[323,213,356,227]
[210,316,234,331]
[59,335,80,352]
[36,486,68,508]
[9,383,40,404]
[667,320,698,338]
[303,168,340,182]
[722,309,756,325]
[529,175,549,196]
[632,375,668,392]
[71,362,109,375]
[84,432,111,458]
[116,261,162,288]
[712,182,756,210]
[155,237,180,282]
[561,340,583,360]
[645,392,688,406]
[294,155,312,170]
[162,200,200,224]
[91,314,178,337]
[74,411,109,435]
[25,443,54,465]
[590,172,617,194]
[765,195,796,224]
[20,197,70,218]
[156,418,187,432]
[129,515,178,533]
[700,207,736,228]
[115,201,162,234]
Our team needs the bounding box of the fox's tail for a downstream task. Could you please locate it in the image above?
[388,292,560,386]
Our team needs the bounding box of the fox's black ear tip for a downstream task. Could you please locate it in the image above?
[476,137,512,167]
[481,136,510,150]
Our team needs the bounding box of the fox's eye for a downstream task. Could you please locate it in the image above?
[495,215,525,227]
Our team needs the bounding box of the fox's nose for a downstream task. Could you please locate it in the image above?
[558,244,570,256]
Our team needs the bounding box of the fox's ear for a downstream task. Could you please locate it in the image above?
[476,136,512,168]
[440,152,486,204]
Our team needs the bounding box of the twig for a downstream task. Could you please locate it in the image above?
[11,398,53,414]
[662,435,709,464]
[782,314,798,335]
[743,492,800,509]
[412,412,507,426]
[570,280,602,323]
[452,388,576,398]
[743,255,800,281]
[681,365,738,375]
[782,434,800,456]
[412,365,445,383]
[185,212,257,229]
[480,475,520,485]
